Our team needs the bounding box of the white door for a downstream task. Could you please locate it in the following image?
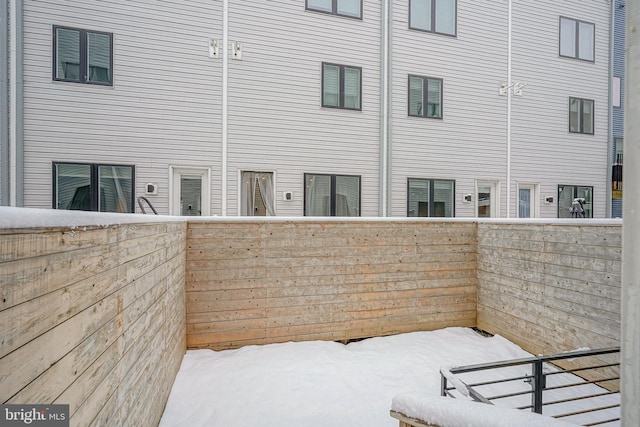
[476,181,498,218]
[170,167,211,216]
[517,183,538,218]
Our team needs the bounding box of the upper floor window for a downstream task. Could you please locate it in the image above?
[304,173,361,216]
[306,0,362,19]
[322,63,362,110]
[569,97,594,134]
[53,162,134,212]
[408,75,443,118]
[559,17,594,61]
[53,26,113,85]
[409,0,457,36]
[407,178,454,217]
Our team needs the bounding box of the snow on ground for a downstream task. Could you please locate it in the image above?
[159,327,620,427]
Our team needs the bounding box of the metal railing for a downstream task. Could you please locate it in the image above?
[441,347,620,426]
[137,196,158,214]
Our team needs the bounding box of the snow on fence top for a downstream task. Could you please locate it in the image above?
[391,393,577,427]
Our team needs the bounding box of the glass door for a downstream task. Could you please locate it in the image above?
[170,167,211,216]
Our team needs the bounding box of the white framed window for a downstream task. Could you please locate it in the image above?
[517,183,539,218]
[169,166,211,216]
[476,181,499,218]
[239,171,276,216]
[409,0,457,36]
[559,17,595,62]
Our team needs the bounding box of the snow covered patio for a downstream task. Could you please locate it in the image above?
[159,327,619,427]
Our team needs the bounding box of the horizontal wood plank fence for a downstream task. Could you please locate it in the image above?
[0,215,622,426]
[186,220,478,350]
[0,222,187,427]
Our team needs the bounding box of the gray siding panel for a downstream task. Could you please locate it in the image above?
[225,0,381,216]
[22,0,222,214]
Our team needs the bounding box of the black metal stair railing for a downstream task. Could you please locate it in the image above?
[440,347,621,426]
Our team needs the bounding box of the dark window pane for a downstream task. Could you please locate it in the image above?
[433,180,454,217]
[427,79,442,118]
[343,67,361,109]
[582,99,594,134]
[55,163,92,210]
[335,175,360,216]
[409,77,424,116]
[408,179,430,217]
[569,98,581,132]
[305,174,332,216]
[323,64,340,107]
[98,165,133,213]
[56,28,81,81]
[88,32,112,84]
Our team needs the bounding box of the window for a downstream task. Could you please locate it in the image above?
[304,173,360,216]
[53,26,113,85]
[407,178,454,217]
[322,63,362,110]
[558,185,593,218]
[569,97,594,134]
[306,0,362,19]
[241,171,276,216]
[53,162,134,212]
[408,75,443,118]
[559,17,594,61]
[409,0,457,36]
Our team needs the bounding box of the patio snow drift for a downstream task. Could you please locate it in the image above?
[0,208,622,426]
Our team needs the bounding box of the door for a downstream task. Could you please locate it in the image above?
[517,184,538,218]
[476,181,498,218]
[170,167,211,216]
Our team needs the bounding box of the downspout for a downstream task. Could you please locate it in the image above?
[380,0,390,216]
[506,0,512,218]
[9,0,24,206]
[221,0,228,216]
[1,0,8,205]
[606,0,614,218]
[622,1,640,425]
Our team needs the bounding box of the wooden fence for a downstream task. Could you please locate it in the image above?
[0,221,186,426]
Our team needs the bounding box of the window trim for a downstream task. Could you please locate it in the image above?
[558,16,595,62]
[52,161,135,212]
[52,25,114,86]
[303,173,362,216]
[305,0,363,20]
[406,178,455,217]
[408,0,458,37]
[569,97,595,135]
[321,62,363,111]
[407,74,443,119]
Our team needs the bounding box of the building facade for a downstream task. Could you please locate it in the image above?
[1,0,613,218]
[612,0,625,218]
